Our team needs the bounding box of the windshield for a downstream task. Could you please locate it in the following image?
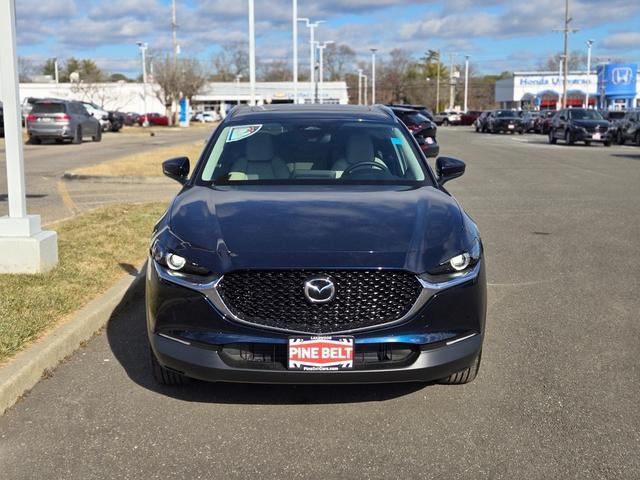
[495,110,517,118]
[402,112,429,125]
[199,120,430,185]
[32,103,65,114]
[569,110,603,120]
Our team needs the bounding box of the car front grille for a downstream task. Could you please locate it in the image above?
[217,270,422,333]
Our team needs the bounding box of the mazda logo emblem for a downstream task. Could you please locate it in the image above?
[303,276,336,304]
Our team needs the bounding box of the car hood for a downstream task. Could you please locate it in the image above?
[168,185,467,273]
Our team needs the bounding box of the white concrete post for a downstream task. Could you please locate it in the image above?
[248,0,256,106]
[292,0,298,104]
[370,48,377,104]
[0,0,58,273]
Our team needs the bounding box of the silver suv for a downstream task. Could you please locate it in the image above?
[26,100,102,144]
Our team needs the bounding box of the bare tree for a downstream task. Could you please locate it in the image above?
[154,55,208,124]
[540,51,588,71]
[323,44,356,81]
[260,59,290,82]
[379,49,413,103]
[18,57,36,82]
[211,42,249,81]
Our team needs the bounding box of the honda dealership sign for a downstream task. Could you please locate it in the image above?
[598,63,638,97]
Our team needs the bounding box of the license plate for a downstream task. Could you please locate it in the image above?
[288,336,354,371]
[39,117,52,122]
[592,132,601,140]
[508,124,515,129]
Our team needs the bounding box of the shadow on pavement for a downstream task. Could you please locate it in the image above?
[106,264,427,405]
[611,153,640,161]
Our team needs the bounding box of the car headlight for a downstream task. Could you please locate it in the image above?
[151,239,211,277]
[425,239,481,277]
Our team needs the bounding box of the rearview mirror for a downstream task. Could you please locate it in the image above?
[162,157,190,184]
[436,157,465,186]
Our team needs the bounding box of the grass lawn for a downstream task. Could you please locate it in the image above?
[0,202,166,363]
[71,141,205,177]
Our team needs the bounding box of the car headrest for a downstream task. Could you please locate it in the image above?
[345,133,374,164]
[245,133,274,162]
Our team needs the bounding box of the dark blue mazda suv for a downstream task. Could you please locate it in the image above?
[146,104,486,385]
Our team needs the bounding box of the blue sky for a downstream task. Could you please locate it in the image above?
[15,0,640,77]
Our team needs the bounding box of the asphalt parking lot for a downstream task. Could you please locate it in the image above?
[0,127,208,224]
[1,128,639,479]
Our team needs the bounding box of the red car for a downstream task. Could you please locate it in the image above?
[138,113,169,126]
[460,111,482,126]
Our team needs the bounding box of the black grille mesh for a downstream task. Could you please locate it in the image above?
[217,270,422,333]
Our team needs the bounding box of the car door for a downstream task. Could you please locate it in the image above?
[77,104,95,134]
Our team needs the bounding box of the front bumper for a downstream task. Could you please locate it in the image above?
[571,129,611,142]
[146,260,486,384]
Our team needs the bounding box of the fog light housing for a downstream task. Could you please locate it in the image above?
[449,253,471,271]
[166,253,186,271]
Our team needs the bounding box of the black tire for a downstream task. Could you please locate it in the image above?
[72,127,82,144]
[518,129,524,135]
[443,119,449,126]
[439,350,482,385]
[584,140,591,146]
[92,127,102,142]
[565,129,574,145]
[475,125,480,132]
[149,346,188,385]
[635,133,640,146]
[28,136,41,144]
[603,140,611,147]
[616,131,625,145]
[548,130,557,144]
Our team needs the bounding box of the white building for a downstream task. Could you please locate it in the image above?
[17,81,349,115]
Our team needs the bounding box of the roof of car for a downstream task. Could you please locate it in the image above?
[227,104,397,123]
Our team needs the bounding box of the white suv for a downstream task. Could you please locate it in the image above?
[81,101,110,131]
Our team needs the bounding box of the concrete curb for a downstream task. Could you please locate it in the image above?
[0,269,145,416]
[62,172,174,184]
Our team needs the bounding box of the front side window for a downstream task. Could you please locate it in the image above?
[199,120,430,185]
[569,110,603,120]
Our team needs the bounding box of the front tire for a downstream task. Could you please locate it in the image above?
[28,136,41,144]
[92,127,102,142]
[149,346,188,386]
[443,119,449,126]
[565,129,574,145]
[72,127,82,144]
[439,350,482,385]
[548,130,557,144]
[584,140,591,146]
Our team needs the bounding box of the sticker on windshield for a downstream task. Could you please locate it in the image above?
[391,137,403,145]
[226,125,262,143]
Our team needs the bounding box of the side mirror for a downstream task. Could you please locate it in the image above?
[162,157,190,184]
[436,157,465,186]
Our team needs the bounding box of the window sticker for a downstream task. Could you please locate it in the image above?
[391,137,403,145]
[226,125,263,143]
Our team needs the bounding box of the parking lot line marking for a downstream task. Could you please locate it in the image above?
[57,179,78,215]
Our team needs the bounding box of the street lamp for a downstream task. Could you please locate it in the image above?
[370,48,378,104]
[357,68,363,105]
[299,18,324,86]
[585,39,594,108]
[248,0,256,105]
[463,55,470,113]
[362,72,368,105]
[137,41,149,126]
[316,40,333,104]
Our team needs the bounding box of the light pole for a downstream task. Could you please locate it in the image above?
[435,50,441,112]
[292,0,298,103]
[362,73,368,105]
[357,68,363,105]
[0,0,58,273]
[370,48,378,104]
[463,55,470,113]
[558,54,565,109]
[248,0,256,105]
[53,58,59,84]
[236,74,243,105]
[316,40,333,104]
[299,18,324,86]
[585,39,594,108]
[137,42,148,126]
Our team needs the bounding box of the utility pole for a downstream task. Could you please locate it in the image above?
[53,58,59,84]
[370,48,378,104]
[171,0,178,64]
[448,53,455,111]
[585,39,594,108]
[555,0,578,108]
[463,55,470,112]
[248,0,256,105]
[357,69,363,105]
[435,50,441,112]
[293,0,298,103]
[317,41,333,104]
[137,42,148,126]
[363,73,368,105]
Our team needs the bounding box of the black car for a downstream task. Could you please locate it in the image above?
[548,108,612,146]
[614,110,640,146]
[601,110,626,128]
[108,111,125,132]
[147,104,486,386]
[486,110,523,134]
[386,104,435,122]
[388,106,439,158]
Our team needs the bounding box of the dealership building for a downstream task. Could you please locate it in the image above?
[495,63,639,110]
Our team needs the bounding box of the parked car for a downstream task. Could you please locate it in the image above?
[139,113,169,126]
[21,97,41,125]
[474,110,494,132]
[194,111,220,123]
[460,110,482,126]
[434,110,461,126]
[548,108,612,146]
[108,111,125,132]
[613,110,640,145]
[535,110,556,134]
[521,111,541,132]
[26,99,101,144]
[388,106,439,158]
[486,110,524,134]
[601,110,626,129]
[386,104,435,122]
[80,101,110,131]
[147,104,486,386]
[124,112,140,126]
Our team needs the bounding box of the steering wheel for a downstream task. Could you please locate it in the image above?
[342,161,390,176]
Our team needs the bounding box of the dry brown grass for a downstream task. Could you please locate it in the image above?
[0,202,166,362]
[72,141,205,177]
